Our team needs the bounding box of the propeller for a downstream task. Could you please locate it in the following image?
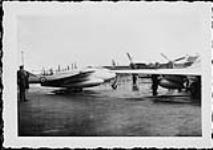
[160,53,187,68]
[110,59,118,90]
[112,59,116,69]
[161,53,186,62]
[160,53,171,62]
[173,56,186,62]
[126,52,137,69]
[126,52,133,64]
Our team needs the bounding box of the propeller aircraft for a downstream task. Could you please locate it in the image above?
[113,52,201,99]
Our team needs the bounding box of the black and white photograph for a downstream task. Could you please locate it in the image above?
[2,1,212,148]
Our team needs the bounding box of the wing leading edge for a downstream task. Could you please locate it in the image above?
[113,68,201,76]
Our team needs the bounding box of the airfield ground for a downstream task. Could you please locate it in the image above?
[18,78,201,136]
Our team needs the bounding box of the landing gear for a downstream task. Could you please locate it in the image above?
[68,87,83,92]
[178,88,182,93]
[132,74,139,91]
[111,76,118,90]
[152,85,158,96]
[132,84,139,91]
[151,74,159,96]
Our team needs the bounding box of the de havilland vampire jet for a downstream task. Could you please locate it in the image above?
[28,67,117,91]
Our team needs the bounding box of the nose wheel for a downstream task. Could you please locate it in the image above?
[111,76,118,90]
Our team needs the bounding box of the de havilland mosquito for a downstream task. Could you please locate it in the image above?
[119,53,201,93]
[26,53,201,98]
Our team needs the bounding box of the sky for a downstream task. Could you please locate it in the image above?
[17,2,207,71]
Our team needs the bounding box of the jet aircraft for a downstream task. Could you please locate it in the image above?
[28,67,116,91]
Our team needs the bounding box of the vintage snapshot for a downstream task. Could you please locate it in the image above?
[2,1,212,148]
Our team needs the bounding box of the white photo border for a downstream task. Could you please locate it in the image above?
[2,1,212,148]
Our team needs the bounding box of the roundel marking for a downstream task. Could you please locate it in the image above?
[40,77,47,83]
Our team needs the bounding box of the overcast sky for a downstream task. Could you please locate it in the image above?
[17,3,207,71]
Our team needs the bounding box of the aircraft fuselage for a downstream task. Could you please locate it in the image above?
[31,67,116,89]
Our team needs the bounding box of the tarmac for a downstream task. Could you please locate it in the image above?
[18,78,201,136]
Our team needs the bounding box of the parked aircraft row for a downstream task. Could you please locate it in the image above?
[26,53,201,98]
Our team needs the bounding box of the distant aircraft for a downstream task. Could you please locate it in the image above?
[28,67,116,91]
[114,54,201,99]
[126,52,198,69]
[101,52,201,94]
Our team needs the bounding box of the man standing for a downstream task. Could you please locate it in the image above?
[17,65,29,101]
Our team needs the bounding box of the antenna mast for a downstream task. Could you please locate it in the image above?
[21,50,24,66]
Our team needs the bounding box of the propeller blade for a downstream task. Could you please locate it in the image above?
[160,53,171,62]
[132,74,139,91]
[127,52,137,69]
[173,56,186,62]
[126,52,133,63]
[112,59,116,67]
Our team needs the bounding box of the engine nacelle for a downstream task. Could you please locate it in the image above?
[159,78,184,89]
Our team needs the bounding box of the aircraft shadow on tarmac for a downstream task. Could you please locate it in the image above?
[49,89,200,105]
[49,89,106,99]
[151,96,200,105]
[51,89,98,95]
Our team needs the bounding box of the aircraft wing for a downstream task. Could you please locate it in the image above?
[113,68,201,76]
[41,70,95,86]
